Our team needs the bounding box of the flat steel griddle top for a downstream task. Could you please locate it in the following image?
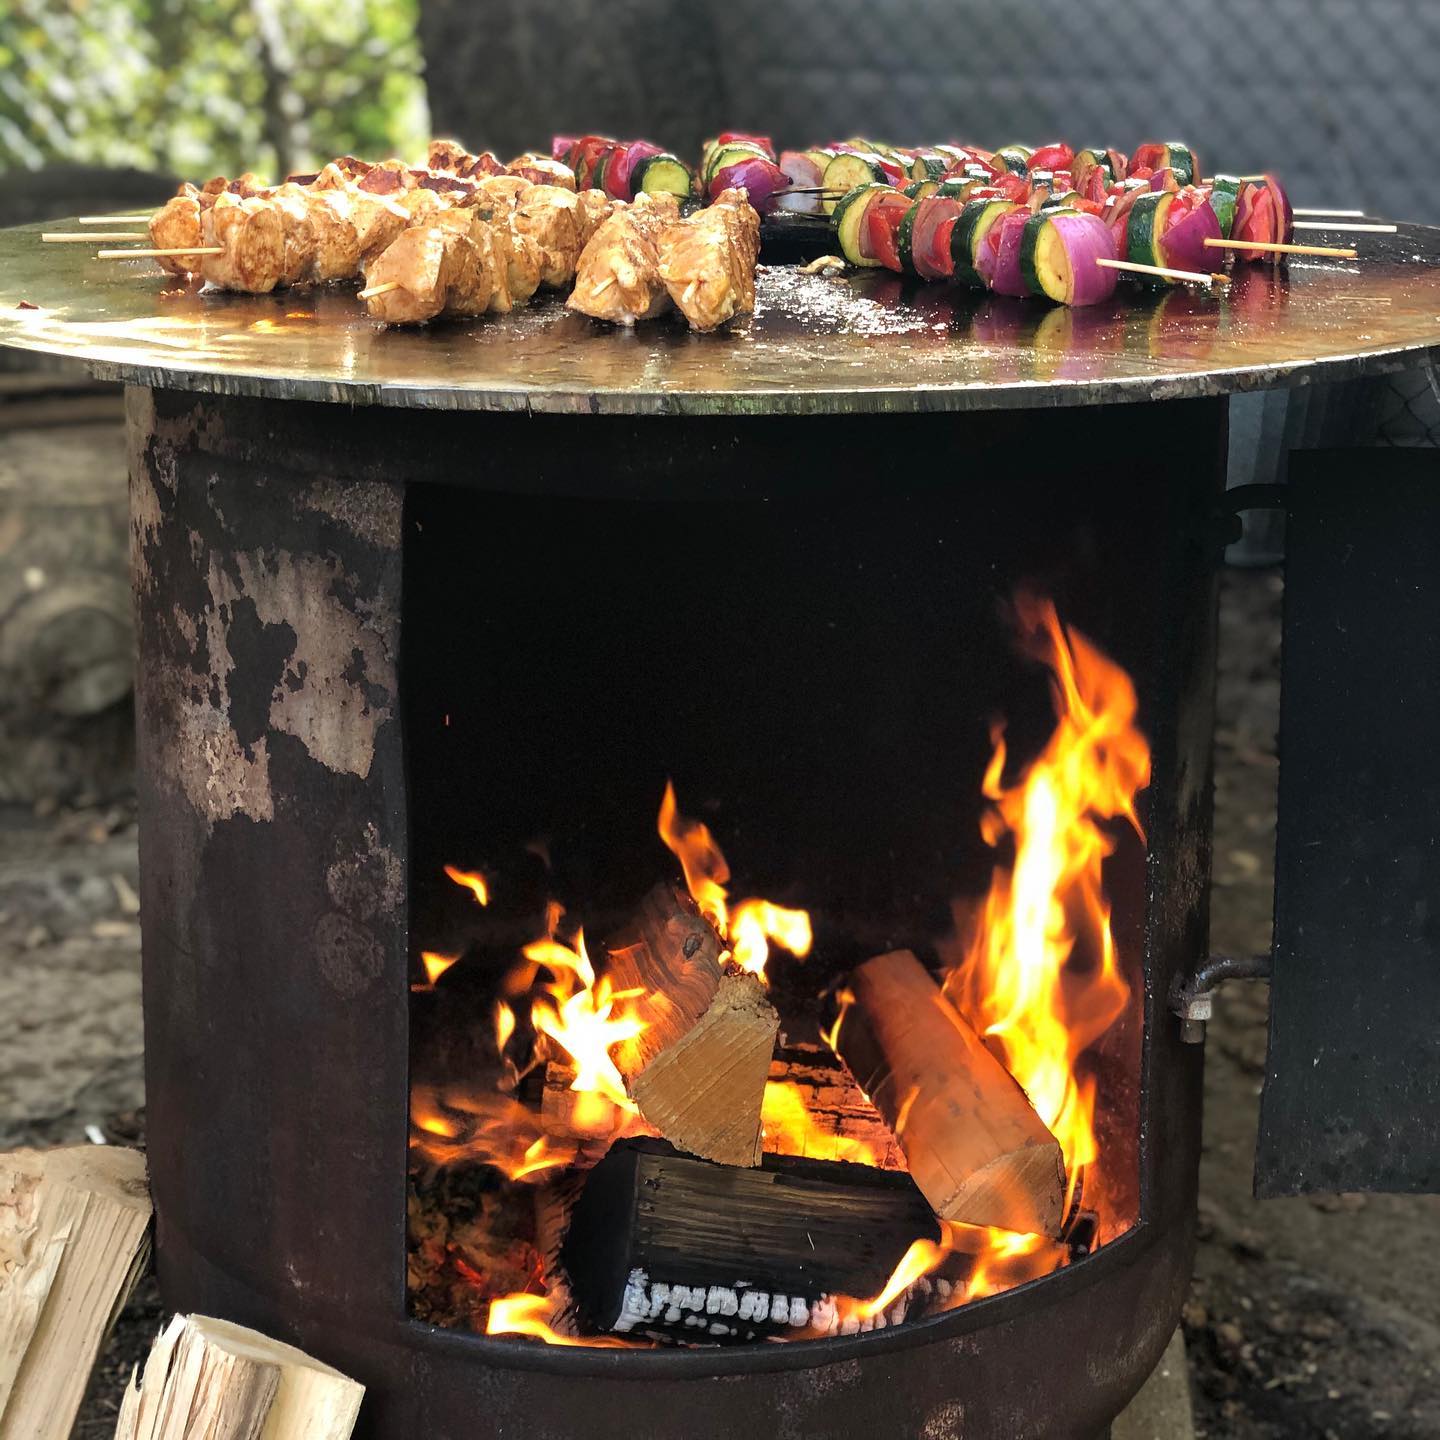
[1,216,1438,414]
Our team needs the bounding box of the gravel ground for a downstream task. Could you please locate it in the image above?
[2,569,1436,1437]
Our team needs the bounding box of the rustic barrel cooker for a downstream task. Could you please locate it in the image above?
[2,220,1439,1439]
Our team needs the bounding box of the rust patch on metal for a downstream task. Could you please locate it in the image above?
[313,910,385,998]
[326,820,404,922]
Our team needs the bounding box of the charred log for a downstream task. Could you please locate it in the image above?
[561,1138,939,1344]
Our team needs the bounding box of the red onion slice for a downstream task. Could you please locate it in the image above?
[710,156,791,213]
[1047,211,1119,306]
[1159,197,1222,274]
[777,151,824,213]
[983,210,1032,296]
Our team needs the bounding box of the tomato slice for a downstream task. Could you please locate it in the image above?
[1131,143,1166,173]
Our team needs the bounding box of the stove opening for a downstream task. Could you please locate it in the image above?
[402,465,1150,1347]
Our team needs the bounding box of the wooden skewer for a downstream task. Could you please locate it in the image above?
[43,232,149,243]
[96,247,222,259]
[356,280,402,300]
[77,215,155,224]
[1292,221,1397,234]
[1293,208,1366,218]
[1204,237,1358,259]
[1096,257,1228,287]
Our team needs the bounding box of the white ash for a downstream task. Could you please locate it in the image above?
[612,1270,813,1333]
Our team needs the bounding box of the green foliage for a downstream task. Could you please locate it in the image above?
[0,0,430,180]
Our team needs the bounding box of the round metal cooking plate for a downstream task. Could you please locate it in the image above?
[1,216,1438,413]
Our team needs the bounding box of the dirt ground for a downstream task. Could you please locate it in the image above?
[2,569,1437,1437]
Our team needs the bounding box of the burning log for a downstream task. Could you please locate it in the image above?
[605,883,779,1167]
[765,1041,906,1170]
[561,1139,939,1344]
[0,1146,151,1440]
[833,950,1066,1238]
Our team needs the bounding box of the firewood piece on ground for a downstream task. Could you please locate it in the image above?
[765,1041,907,1170]
[606,884,779,1168]
[114,1313,364,1440]
[0,1146,151,1440]
[834,949,1066,1237]
[561,1139,939,1344]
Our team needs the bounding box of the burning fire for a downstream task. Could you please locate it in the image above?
[761,1080,881,1167]
[410,1085,575,1181]
[444,863,490,906]
[657,781,812,982]
[946,596,1144,1209]
[419,950,461,986]
[525,927,646,1117]
[835,597,1149,1315]
[418,598,1146,1344]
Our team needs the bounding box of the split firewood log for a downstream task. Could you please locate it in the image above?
[833,949,1066,1237]
[604,884,778,1167]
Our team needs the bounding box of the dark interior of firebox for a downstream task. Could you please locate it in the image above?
[402,458,1161,1338]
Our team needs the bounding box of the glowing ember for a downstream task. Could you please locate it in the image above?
[657,780,812,982]
[443,863,490,906]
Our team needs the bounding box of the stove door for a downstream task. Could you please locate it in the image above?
[1255,445,1440,1196]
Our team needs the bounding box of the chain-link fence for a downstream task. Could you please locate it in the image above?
[424,0,1440,226]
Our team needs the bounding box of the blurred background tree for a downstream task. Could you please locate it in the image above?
[0,0,429,181]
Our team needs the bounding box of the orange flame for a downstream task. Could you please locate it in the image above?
[494,1000,516,1053]
[444,863,490,905]
[761,1080,880,1167]
[420,950,461,985]
[851,1237,951,1320]
[525,929,646,1112]
[946,596,1146,1241]
[657,781,812,982]
[486,1292,632,1347]
[409,1084,575,1180]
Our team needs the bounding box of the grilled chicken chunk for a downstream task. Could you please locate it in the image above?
[657,187,760,331]
[575,188,617,247]
[362,225,486,325]
[199,194,287,293]
[567,192,680,324]
[510,185,582,287]
[148,192,204,276]
[507,154,577,191]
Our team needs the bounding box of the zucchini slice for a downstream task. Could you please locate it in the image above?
[903,178,941,201]
[704,142,768,187]
[951,198,1021,286]
[909,152,948,182]
[822,152,889,215]
[632,153,693,198]
[831,183,893,267]
[996,145,1032,175]
[1126,191,1177,273]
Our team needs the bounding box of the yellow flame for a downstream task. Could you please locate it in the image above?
[525,929,645,1112]
[944,595,1146,1260]
[420,950,460,985]
[494,1000,516,1053]
[486,1293,632,1347]
[409,1084,574,1180]
[761,1080,880,1167]
[444,863,490,905]
[657,781,811,984]
[854,1237,951,1319]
